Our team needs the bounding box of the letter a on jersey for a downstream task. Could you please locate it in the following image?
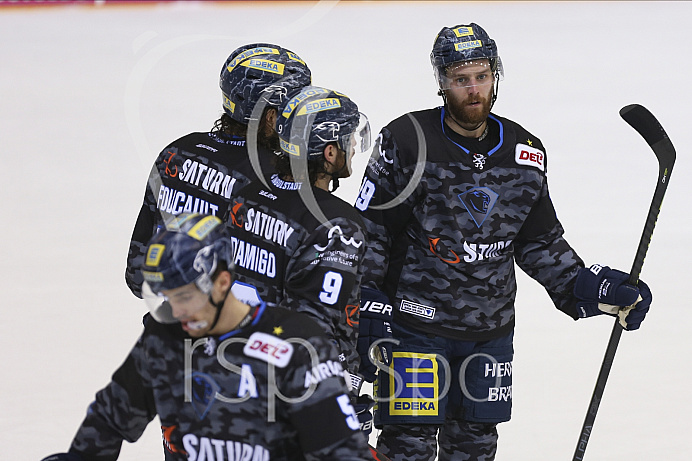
[459,187,499,228]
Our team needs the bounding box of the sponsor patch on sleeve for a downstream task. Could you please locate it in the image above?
[243,332,293,368]
[515,144,545,171]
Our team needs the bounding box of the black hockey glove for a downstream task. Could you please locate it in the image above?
[352,394,375,436]
[574,264,652,331]
[357,287,393,382]
[40,453,83,461]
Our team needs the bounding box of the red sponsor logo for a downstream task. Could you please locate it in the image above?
[515,144,545,171]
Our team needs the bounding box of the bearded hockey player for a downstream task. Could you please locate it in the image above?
[226,86,371,393]
[353,23,653,460]
[126,43,311,298]
[42,213,372,461]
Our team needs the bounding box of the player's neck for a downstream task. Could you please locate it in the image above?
[213,298,252,335]
[445,113,487,138]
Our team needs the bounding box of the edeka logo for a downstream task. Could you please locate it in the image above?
[243,332,293,368]
[390,352,439,416]
[225,46,278,73]
[458,186,499,228]
[296,98,341,115]
[515,144,545,171]
[241,58,285,75]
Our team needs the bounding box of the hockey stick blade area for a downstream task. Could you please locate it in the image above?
[572,104,676,461]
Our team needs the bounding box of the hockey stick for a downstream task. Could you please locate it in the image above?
[571,104,676,460]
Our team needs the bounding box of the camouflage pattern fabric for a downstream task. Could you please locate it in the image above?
[69,306,371,460]
[377,422,497,461]
[355,107,585,341]
[126,131,275,298]
[226,174,367,385]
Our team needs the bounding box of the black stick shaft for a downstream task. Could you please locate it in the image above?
[571,104,675,460]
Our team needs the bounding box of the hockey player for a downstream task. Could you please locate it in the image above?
[125,43,311,298]
[353,23,653,460]
[41,213,372,461]
[226,86,371,394]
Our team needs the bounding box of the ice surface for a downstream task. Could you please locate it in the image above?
[2,1,690,460]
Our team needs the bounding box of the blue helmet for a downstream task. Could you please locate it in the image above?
[141,213,233,295]
[275,86,371,159]
[220,43,312,124]
[430,23,504,93]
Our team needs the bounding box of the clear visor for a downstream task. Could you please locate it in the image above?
[345,112,372,155]
[142,281,209,324]
[436,58,504,91]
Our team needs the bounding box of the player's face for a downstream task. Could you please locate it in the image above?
[163,283,215,337]
[443,59,494,128]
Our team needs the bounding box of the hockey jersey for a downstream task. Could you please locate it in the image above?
[226,174,367,384]
[126,131,276,298]
[68,305,371,461]
[355,107,585,341]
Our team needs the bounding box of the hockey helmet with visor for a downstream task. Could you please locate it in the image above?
[140,213,233,324]
[431,23,504,91]
[276,86,371,164]
[220,43,312,125]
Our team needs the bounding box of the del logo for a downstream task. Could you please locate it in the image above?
[515,144,545,171]
[389,352,439,416]
[243,332,293,368]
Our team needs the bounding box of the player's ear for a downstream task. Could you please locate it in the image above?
[264,108,278,130]
[322,143,338,169]
[213,270,233,294]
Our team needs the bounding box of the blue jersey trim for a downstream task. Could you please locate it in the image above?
[439,107,503,157]
[218,301,267,341]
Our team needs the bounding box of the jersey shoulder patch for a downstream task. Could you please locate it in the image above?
[515,143,545,171]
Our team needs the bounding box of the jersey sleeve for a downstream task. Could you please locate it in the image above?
[354,124,420,292]
[281,216,366,377]
[279,333,371,460]
[69,334,157,459]
[513,175,585,319]
[125,162,165,299]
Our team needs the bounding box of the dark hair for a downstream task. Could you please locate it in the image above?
[211,108,279,151]
[272,143,339,186]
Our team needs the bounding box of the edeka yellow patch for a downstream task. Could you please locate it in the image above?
[286,51,306,66]
[389,352,439,416]
[455,40,482,52]
[296,98,341,116]
[453,26,474,37]
[280,138,300,156]
[187,215,221,241]
[281,87,330,118]
[142,270,164,283]
[145,244,166,267]
[225,47,279,73]
[223,95,236,114]
[240,58,285,75]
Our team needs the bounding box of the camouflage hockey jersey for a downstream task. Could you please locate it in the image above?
[69,304,371,461]
[126,131,276,298]
[354,107,585,341]
[226,174,367,385]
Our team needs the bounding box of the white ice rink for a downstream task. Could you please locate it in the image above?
[2,1,691,459]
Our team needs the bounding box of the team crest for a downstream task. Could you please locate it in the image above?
[472,152,487,170]
[458,187,499,228]
[190,372,220,420]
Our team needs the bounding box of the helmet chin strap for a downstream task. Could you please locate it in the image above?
[205,286,231,333]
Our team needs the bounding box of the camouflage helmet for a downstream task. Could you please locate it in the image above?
[141,213,233,295]
[275,86,371,159]
[430,23,504,91]
[220,43,312,124]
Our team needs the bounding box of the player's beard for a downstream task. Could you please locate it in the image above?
[445,88,493,130]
